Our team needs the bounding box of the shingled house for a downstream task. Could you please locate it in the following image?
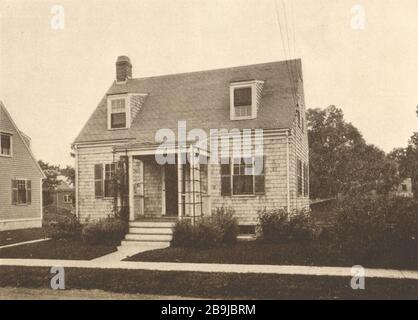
[72,57,309,247]
[0,101,45,230]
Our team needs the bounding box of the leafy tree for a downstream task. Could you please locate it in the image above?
[307,105,399,199]
[61,165,75,186]
[38,160,60,206]
[388,132,418,199]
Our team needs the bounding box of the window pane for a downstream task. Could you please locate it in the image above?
[111,99,125,112]
[17,180,27,204]
[234,87,252,107]
[1,134,11,155]
[255,175,265,194]
[111,112,126,128]
[233,175,253,195]
[234,105,251,117]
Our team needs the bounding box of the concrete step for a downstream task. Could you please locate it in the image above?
[120,240,171,247]
[125,233,172,241]
[129,221,175,228]
[129,227,173,235]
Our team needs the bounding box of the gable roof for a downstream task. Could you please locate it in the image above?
[0,101,46,178]
[74,59,303,144]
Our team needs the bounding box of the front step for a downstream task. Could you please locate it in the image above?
[118,220,175,251]
[125,233,172,241]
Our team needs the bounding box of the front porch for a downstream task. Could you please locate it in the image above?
[115,142,210,223]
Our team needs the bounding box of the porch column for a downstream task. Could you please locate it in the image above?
[128,155,135,221]
[177,153,183,218]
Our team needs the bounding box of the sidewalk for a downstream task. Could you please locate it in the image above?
[2,258,418,280]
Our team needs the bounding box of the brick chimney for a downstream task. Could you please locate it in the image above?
[116,56,132,82]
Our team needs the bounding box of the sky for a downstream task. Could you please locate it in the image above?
[0,0,417,167]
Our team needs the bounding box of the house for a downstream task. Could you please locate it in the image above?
[72,56,309,246]
[44,176,75,212]
[0,101,45,231]
[390,178,414,198]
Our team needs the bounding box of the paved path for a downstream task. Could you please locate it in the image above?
[1,258,418,280]
[0,238,50,249]
[0,286,203,300]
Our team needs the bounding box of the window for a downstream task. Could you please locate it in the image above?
[0,133,11,156]
[63,194,72,203]
[12,179,31,205]
[110,98,127,128]
[220,156,265,196]
[401,184,407,192]
[297,159,303,196]
[234,87,252,118]
[94,163,116,198]
[230,80,263,120]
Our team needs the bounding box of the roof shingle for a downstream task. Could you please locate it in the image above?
[74,59,302,144]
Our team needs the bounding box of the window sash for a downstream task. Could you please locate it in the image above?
[234,87,252,107]
[111,112,126,128]
[221,157,265,196]
[12,179,31,204]
[0,134,11,155]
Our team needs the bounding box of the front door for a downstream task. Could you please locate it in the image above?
[164,164,178,216]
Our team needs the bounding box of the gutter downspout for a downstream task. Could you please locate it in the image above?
[286,129,291,213]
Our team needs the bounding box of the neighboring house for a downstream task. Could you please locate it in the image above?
[44,177,75,211]
[390,178,414,198]
[0,101,45,231]
[72,56,309,246]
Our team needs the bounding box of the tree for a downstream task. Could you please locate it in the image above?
[307,105,399,199]
[38,160,60,206]
[61,165,75,186]
[388,132,418,198]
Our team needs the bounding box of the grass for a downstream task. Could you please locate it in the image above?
[0,239,116,260]
[1,266,418,299]
[0,228,47,246]
[125,240,418,270]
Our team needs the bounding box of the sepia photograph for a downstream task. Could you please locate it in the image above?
[0,0,418,306]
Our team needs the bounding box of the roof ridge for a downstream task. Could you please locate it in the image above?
[126,59,301,82]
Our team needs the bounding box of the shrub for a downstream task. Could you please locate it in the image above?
[171,219,194,247]
[171,208,238,248]
[258,209,316,242]
[44,211,82,240]
[82,217,128,246]
[212,207,239,244]
[334,196,418,262]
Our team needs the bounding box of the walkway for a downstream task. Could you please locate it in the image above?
[1,258,418,280]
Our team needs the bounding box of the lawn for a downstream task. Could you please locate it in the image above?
[125,240,418,270]
[1,266,418,299]
[0,239,116,260]
[0,228,48,246]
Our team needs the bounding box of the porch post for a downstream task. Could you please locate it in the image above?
[177,153,183,218]
[128,155,135,221]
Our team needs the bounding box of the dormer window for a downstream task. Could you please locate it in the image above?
[230,80,263,120]
[107,95,131,130]
[110,99,126,128]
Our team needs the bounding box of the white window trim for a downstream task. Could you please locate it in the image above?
[63,194,72,203]
[107,94,131,130]
[230,80,263,121]
[0,132,13,157]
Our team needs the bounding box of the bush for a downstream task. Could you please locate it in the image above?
[44,211,82,240]
[82,217,128,246]
[334,196,418,262]
[171,208,238,248]
[258,209,316,242]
